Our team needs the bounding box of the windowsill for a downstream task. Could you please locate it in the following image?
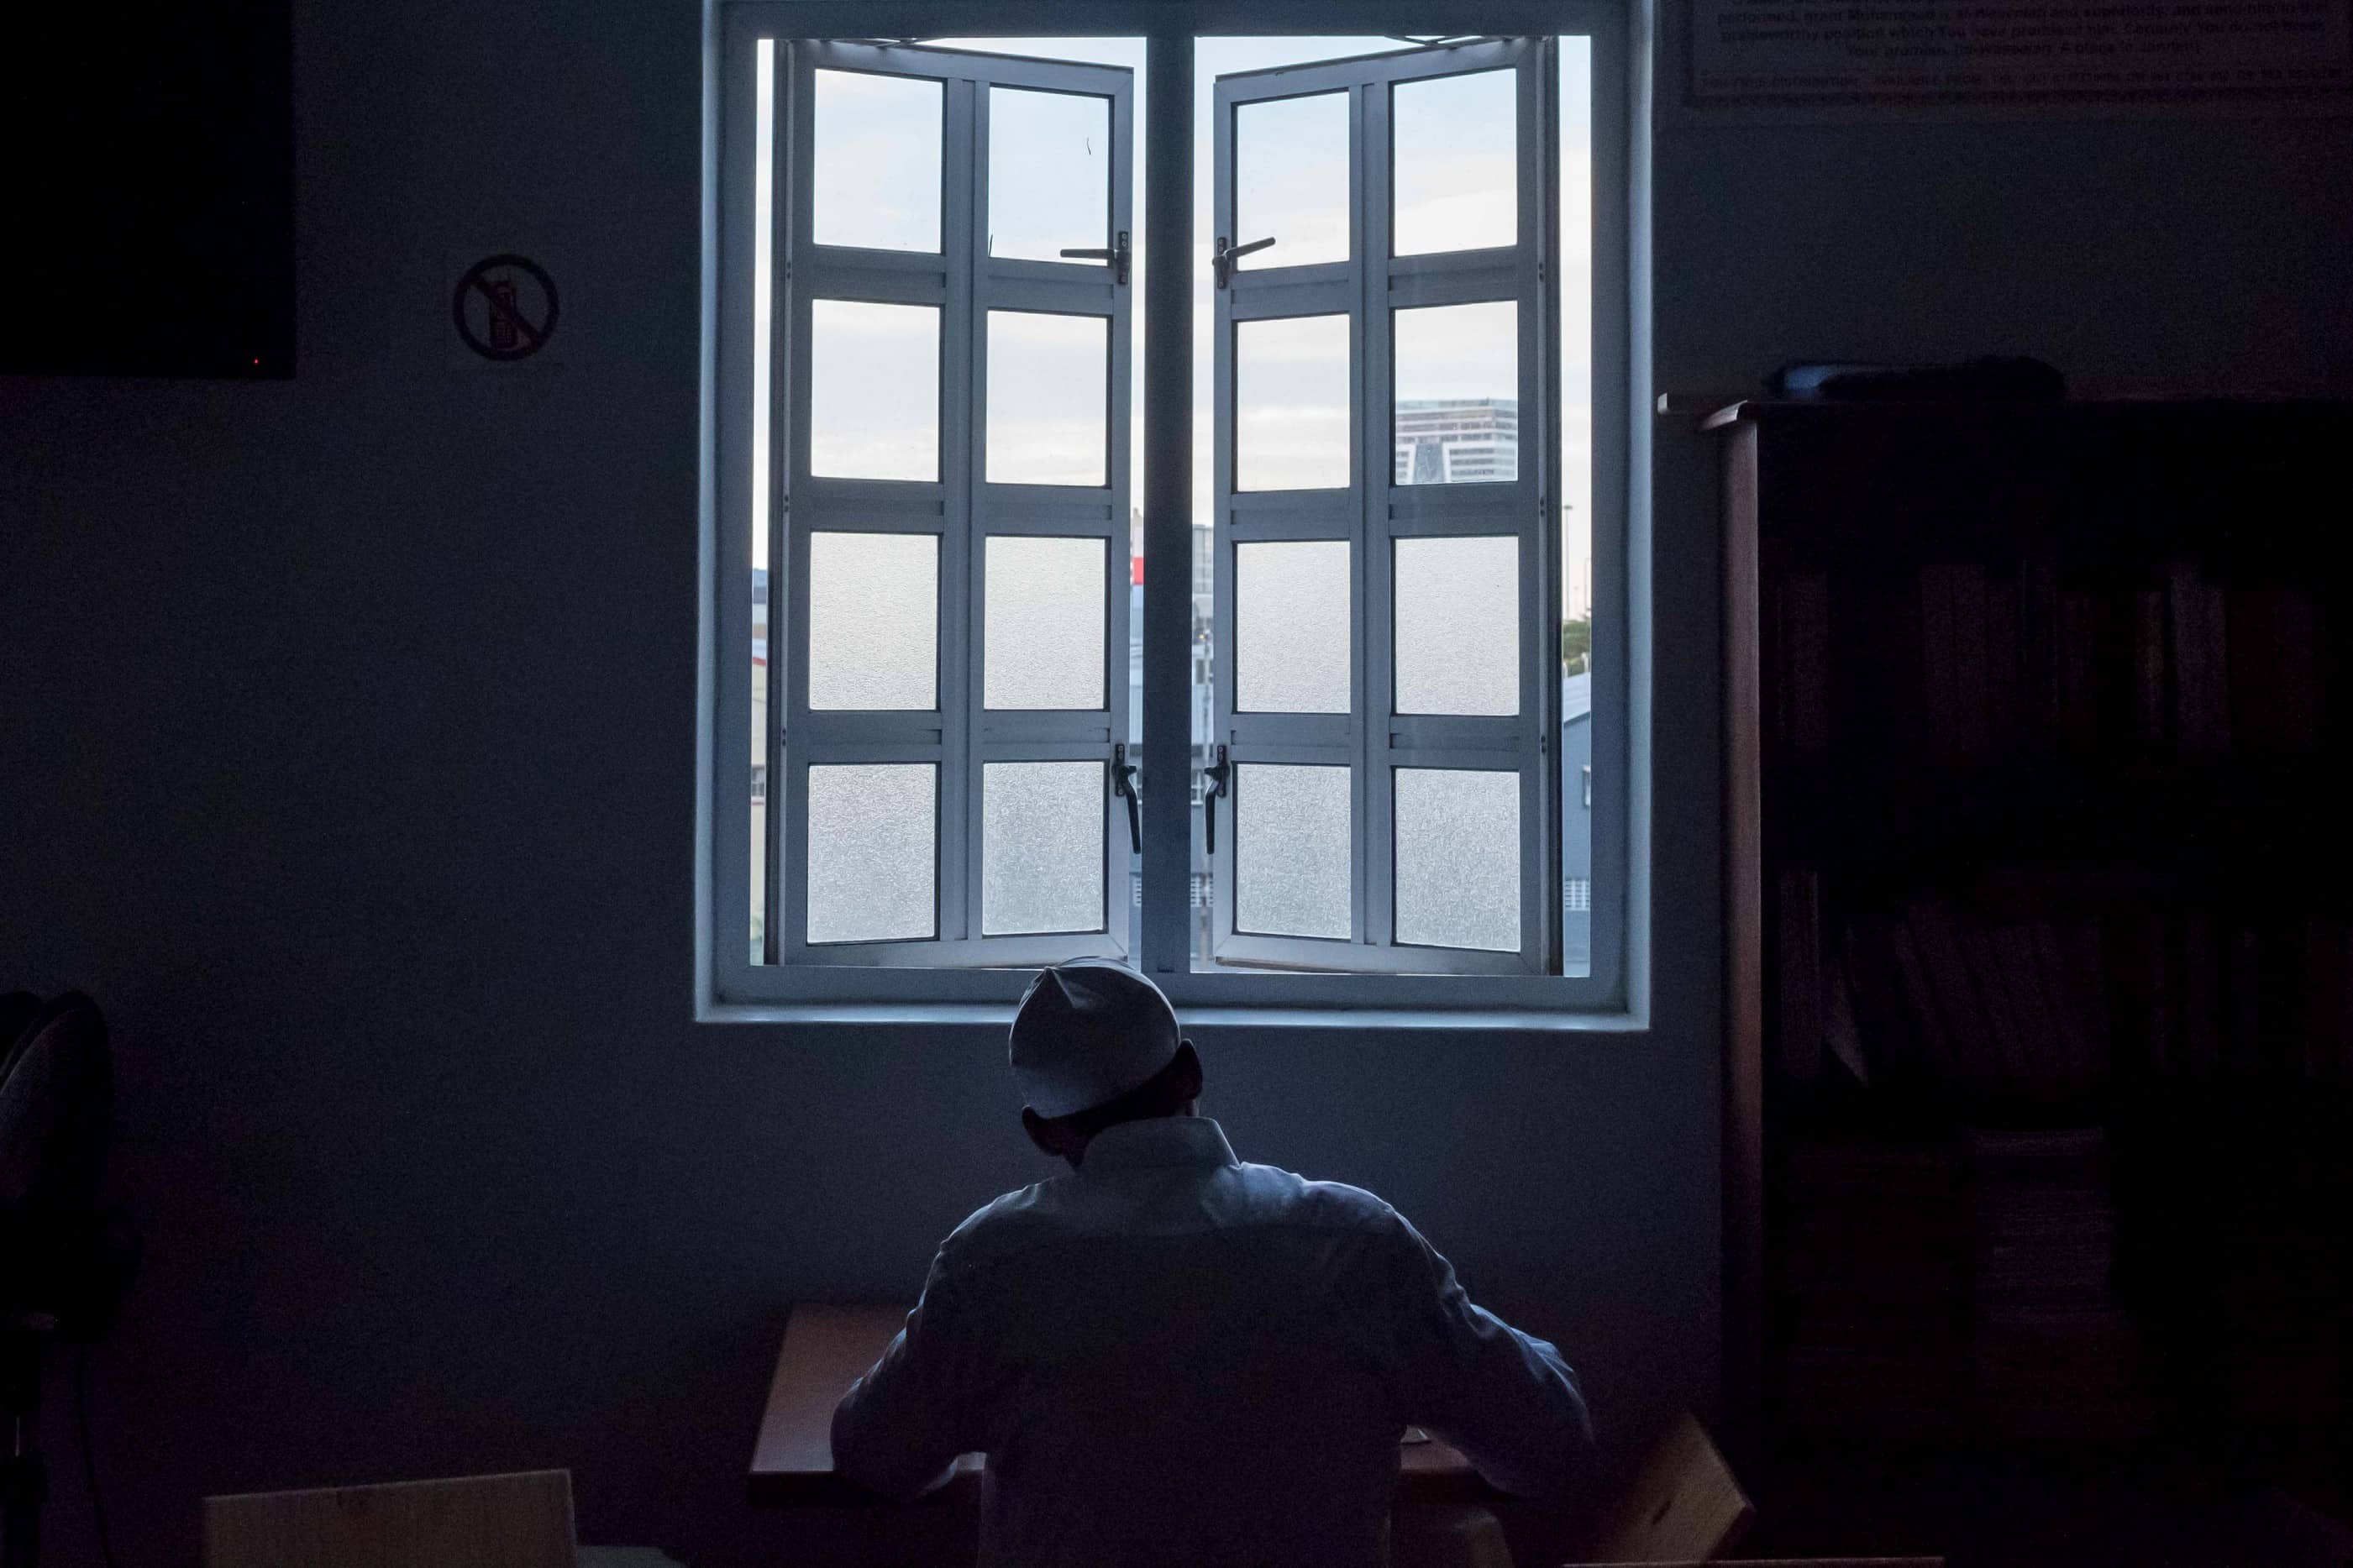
[697,999,1650,1033]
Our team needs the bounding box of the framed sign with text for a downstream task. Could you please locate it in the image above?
[1689,0,2353,108]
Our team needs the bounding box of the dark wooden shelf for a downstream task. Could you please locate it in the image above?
[1720,400,2353,1480]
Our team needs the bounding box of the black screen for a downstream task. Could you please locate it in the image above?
[2,3,293,377]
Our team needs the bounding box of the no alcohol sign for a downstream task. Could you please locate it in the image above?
[451,254,559,363]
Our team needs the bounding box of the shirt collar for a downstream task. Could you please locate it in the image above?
[1079,1115,1239,1177]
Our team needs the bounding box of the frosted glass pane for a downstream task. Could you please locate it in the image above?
[987,312,1108,486]
[1237,92,1348,270]
[1394,302,1517,486]
[813,71,942,253]
[983,762,1105,936]
[811,301,938,481]
[989,87,1109,264]
[1235,763,1351,940]
[1394,536,1518,716]
[1237,314,1348,492]
[808,532,938,711]
[1237,541,1349,714]
[1392,71,1516,257]
[806,763,936,944]
[1394,768,1520,952]
[986,536,1106,710]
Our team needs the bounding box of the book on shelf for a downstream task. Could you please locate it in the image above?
[1967,1126,2142,1439]
[1770,558,2325,760]
[1777,884,2353,1092]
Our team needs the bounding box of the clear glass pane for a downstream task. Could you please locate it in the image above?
[1234,763,1351,940]
[1394,301,1517,486]
[1237,540,1349,713]
[1394,768,1520,952]
[1559,37,1594,978]
[1237,314,1349,492]
[1394,536,1518,716]
[982,761,1106,936]
[806,763,937,944]
[811,301,939,481]
[989,87,1109,263]
[986,535,1106,710]
[987,312,1108,486]
[807,532,938,711]
[1237,91,1349,270]
[752,39,776,964]
[1392,70,1516,257]
[812,70,942,253]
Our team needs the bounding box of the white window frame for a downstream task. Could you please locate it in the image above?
[1208,37,1555,979]
[699,1,1637,1020]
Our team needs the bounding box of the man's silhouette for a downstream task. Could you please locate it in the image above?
[833,959,1593,1567]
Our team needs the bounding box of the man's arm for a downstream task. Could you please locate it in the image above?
[1383,1212,1594,1499]
[829,1260,976,1501]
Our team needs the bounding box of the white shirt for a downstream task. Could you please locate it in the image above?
[832,1116,1592,1568]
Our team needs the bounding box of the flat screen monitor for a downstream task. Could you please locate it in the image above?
[1,3,294,378]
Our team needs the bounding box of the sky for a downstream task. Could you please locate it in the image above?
[751,34,1594,621]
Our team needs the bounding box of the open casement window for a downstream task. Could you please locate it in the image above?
[774,41,1136,968]
[1208,39,1558,976]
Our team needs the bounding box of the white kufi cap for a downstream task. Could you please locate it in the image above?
[1008,959,1182,1119]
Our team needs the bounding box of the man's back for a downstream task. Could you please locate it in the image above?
[832,1117,1590,1568]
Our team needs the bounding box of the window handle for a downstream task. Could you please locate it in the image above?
[1212,235,1275,288]
[1112,743,1142,854]
[1058,229,1130,285]
[1202,745,1232,855]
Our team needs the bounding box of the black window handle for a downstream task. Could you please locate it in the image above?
[1058,229,1131,285]
[1212,235,1275,288]
[1112,743,1141,854]
[1202,745,1232,855]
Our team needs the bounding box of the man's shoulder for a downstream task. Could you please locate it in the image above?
[1232,1163,1410,1235]
[931,1175,1100,1277]
[930,1165,1415,1277]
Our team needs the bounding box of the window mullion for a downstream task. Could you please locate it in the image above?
[1358,76,1393,954]
[1208,80,1237,966]
[1531,39,1561,978]
[1137,32,1194,983]
[943,74,979,952]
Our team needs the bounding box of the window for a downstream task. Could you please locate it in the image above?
[707,12,1628,1014]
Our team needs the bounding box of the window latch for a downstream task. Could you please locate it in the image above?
[1112,743,1142,854]
[1059,229,1131,286]
[1212,235,1275,288]
[1201,744,1232,855]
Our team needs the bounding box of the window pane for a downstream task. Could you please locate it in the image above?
[1394,536,1518,716]
[813,70,942,253]
[808,532,938,711]
[986,535,1106,710]
[1237,91,1349,270]
[1392,70,1516,257]
[983,761,1105,935]
[811,301,939,481]
[1237,540,1349,713]
[806,763,937,943]
[987,312,1108,486]
[1237,314,1348,492]
[1394,768,1519,952]
[1394,302,1516,486]
[1235,763,1351,940]
[989,87,1109,264]
[752,39,777,964]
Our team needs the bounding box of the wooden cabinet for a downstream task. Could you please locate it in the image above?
[1717,401,2353,1475]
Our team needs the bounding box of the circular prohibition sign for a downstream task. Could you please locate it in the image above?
[451,254,559,361]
